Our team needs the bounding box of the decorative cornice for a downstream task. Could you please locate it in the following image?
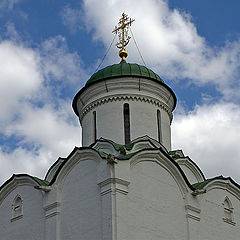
[79,94,173,122]
[186,213,200,221]
[185,205,201,214]
[98,178,130,188]
[11,214,23,222]
[223,218,236,226]
[98,178,130,196]
[185,205,201,221]
[44,202,61,219]
[44,202,61,212]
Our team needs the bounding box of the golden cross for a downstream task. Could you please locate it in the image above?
[112,13,135,61]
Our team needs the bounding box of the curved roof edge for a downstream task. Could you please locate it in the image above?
[170,151,206,183]
[1,140,240,198]
[0,174,48,192]
[43,137,194,191]
[193,176,240,190]
[0,174,49,203]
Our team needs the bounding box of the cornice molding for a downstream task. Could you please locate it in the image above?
[98,178,130,196]
[44,202,61,219]
[79,94,173,122]
[98,178,130,188]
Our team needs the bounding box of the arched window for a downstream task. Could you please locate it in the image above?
[157,110,162,143]
[223,197,235,225]
[93,111,97,142]
[11,195,23,221]
[123,103,131,144]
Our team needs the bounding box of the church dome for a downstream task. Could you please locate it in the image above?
[86,61,163,86]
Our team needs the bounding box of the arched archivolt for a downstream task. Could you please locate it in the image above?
[53,148,103,187]
[176,157,205,183]
[129,149,193,197]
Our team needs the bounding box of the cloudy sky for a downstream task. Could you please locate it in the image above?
[0,0,240,185]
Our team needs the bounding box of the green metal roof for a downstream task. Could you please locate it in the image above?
[33,176,49,186]
[86,61,163,86]
[192,176,225,189]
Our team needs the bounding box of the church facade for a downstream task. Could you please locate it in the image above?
[0,59,240,240]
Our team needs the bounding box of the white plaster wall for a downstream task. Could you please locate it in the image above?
[60,159,102,240]
[160,109,171,149]
[82,101,171,150]
[82,109,95,146]
[196,188,240,240]
[0,185,45,240]
[97,101,124,144]
[127,160,188,240]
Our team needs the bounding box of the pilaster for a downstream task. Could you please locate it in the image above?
[43,185,61,240]
[98,162,130,240]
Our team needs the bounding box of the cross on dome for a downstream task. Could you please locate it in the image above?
[112,13,135,61]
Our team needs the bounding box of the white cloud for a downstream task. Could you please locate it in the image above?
[172,102,240,183]
[5,102,79,152]
[79,0,240,100]
[0,102,80,184]
[0,36,84,185]
[40,35,88,88]
[0,40,42,121]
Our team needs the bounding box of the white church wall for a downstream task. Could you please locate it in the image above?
[0,184,45,240]
[81,109,95,146]
[81,99,171,150]
[96,101,124,144]
[60,159,103,240]
[131,102,159,145]
[197,188,240,240]
[127,160,188,240]
[161,109,172,150]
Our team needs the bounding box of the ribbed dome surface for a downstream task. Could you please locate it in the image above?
[86,62,163,86]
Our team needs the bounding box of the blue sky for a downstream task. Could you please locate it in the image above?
[1,0,240,185]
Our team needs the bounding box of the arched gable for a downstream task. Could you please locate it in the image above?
[0,174,45,205]
[45,157,66,183]
[0,174,46,240]
[175,157,205,184]
[129,149,194,196]
[198,177,240,200]
[51,148,104,187]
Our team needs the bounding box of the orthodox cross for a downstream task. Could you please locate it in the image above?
[112,13,135,61]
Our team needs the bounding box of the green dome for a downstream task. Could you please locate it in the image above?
[86,61,163,86]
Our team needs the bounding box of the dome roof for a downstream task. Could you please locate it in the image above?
[73,61,177,116]
[86,61,163,86]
